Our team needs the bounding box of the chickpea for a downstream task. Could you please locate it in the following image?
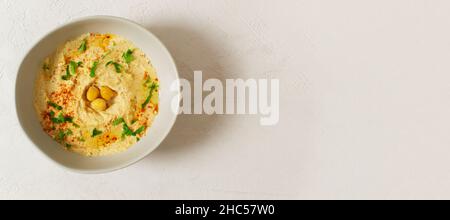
[90,98,107,111]
[86,86,100,101]
[100,86,117,101]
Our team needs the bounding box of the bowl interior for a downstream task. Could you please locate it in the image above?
[15,16,180,173]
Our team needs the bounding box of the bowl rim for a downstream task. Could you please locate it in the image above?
[14,15,180,174]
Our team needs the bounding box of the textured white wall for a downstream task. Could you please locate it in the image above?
[2,0,450,199]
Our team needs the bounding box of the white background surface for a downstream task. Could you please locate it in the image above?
[2,0,450,200]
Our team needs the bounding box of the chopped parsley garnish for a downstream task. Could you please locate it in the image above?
[106,61,122,73]
[64,116,73,123]
[78,39,87,52]
[43,63,50,71]
[50,113,65,124]
[91,128,103,137]
[47,101,62,110]
[62,61,81,80]
[62,66,71,80]
[56,130,66,141]
[122,49,134,64]
[131,119,137,125]
[55,129,72,142]
[141,82,158,109]
[121,123,146,138]
[113,117,146,139]
[134,126,145,135]
[50,112,73,124]
[51,114,65,123]
[113,117,125,126]
[65,143,72,148]
[122,123,134,137]
[69,61,78,75]
[90,61,99,78]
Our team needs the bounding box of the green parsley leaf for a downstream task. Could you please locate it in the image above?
[106,61,122,73]
[90,61,99,78]
[113,117,125,126]
[62,66,71,80]
[63,61,82,80]
[50,113,73,124]
[56,130,66,141]
[141,82,158,109]
[122,49,134,64]
[78,39,87,52]
[122,123,134,137]
[55,129,72,142]
[91,128,103,137]
[43,63,50,71]
[134,126,145,135]
[121,123,146,138]
[51,113,65,124]
[64,116,73,123]
[47,101,63,110]
[69,61,78,75]
[113,63,122,73]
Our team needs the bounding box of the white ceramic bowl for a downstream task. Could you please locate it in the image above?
[15,16,180,173]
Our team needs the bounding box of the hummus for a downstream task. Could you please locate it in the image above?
[34,33,159,157]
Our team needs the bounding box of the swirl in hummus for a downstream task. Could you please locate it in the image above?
[34,33,159,157]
